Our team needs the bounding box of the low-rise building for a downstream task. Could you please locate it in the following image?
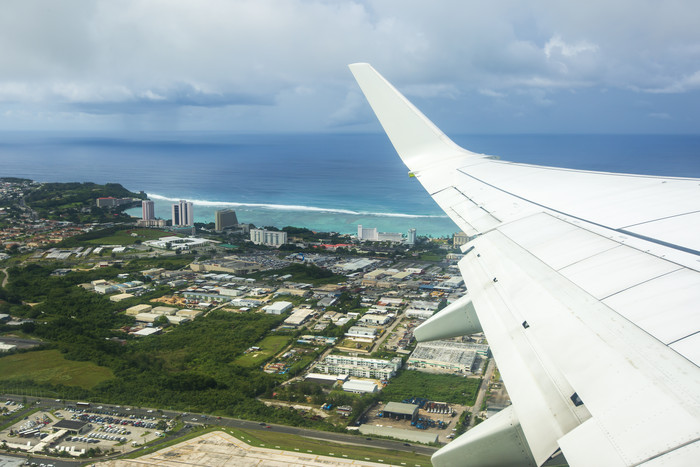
[134,312,161,323]
[94,283,118,294]
[407,340,488,374]
[125,304,152,316]
[283,308,315,327]
[382,402,419,422]
[176,309,203,319]
[151,306,178,315]
[405,308,436,319]
[342,379,378,393]
[263,301,293,315]
[132,327,161,337]
[358,313,392,326]
[345,326,378,339]
[53,420,89,435]
[110,293,134,302]
[315,355,401,380]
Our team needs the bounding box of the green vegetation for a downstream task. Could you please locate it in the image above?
[233,335,292,368]
[83,229,174,245]
[0,349,114,389]
[419,253,443,262]
[23,182,145,223]
[227,428,432,466]
[0,262,342,431]
[454,410,470,436]
[382,370,481,406]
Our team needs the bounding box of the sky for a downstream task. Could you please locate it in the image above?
[1,0,699,134]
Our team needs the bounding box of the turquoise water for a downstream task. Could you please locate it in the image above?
[1,132,699,236]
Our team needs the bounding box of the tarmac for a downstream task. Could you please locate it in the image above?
[97,430,404,467]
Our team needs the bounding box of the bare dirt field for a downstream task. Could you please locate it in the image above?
[98,430,405,467]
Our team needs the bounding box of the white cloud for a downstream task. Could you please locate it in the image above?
[0,0,698,131]
[479,89,506,98]
[544,35,599,59]
[641,70,700,94]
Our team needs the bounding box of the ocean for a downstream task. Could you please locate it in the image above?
[1,132,699,237]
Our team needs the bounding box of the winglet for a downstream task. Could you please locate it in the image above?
[349,63,474,172]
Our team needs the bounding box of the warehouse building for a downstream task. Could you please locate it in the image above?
[345,326,378,340]
[263,301,293,315]
[342,379,378,393]
[382,402,419,422]
[176,309,203,319]
[151,306,178,315]
[125,304,152,316]
[405,308,436,319]
[358,313,392,326]
[283,308,315,326]
[407,340,487,374]
[109,293,133,302]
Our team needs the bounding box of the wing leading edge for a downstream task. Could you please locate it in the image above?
[349,63,700,467]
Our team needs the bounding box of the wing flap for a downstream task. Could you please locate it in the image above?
[462,218,700,465]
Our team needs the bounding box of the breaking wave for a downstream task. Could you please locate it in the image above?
[147,193,446,219]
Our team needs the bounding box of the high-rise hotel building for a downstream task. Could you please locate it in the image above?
[142,200,155,220]
[215,209,238,231]
[172,200,194,226]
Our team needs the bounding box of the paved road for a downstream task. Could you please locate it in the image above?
[1,268,8,288]
[369,309,405,353]
[468,358,496,429]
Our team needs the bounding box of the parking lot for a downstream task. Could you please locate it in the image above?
[0,402,170,457]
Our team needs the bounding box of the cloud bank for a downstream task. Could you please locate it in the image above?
[0,0,698,133]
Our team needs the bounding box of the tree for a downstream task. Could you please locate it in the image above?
[153,315,169,328]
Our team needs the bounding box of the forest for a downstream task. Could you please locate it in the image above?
[0,262,343,431]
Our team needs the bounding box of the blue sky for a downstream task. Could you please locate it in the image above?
[1,0,699,134]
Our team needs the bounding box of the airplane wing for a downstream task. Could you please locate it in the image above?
[349,63,700,467]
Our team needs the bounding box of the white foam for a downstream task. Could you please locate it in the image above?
[147,193,446,219]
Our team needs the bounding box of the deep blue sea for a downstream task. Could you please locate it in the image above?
[1,132,699,237]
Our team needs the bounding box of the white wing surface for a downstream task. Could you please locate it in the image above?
[349,63,700,467]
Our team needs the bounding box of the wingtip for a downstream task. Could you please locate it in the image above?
[348,62,371,70]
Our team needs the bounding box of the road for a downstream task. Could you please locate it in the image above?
[1,268,8,288]
[0,395,439,462]
[468,358,496,429]
[369,309,405,353]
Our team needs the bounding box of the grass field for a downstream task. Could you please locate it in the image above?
[382,370,481,406]
[0,349,114,389]
[228,428,433,466]
[233,335,292,368]
[85,229,175,245]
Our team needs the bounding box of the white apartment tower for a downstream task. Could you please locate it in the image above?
[172,200,194,226]
[407,228,417,245]
[250,229,287,247]
[142,200,155,220]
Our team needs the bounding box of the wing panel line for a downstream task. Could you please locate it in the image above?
[456,167,700,257]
